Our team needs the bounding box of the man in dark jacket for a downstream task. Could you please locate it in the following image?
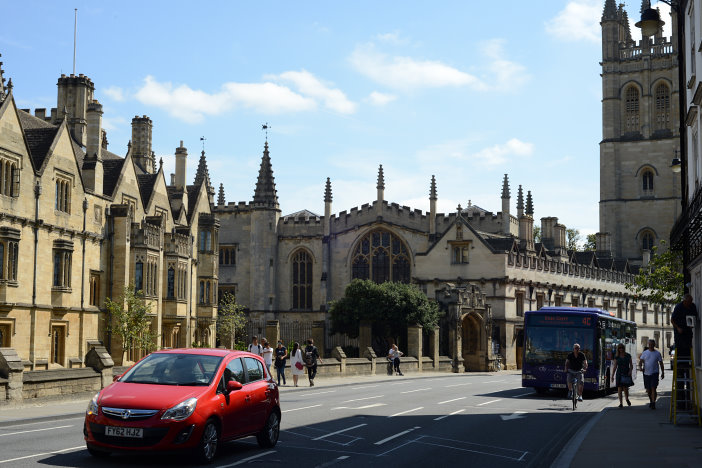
[671,294,698,409]
[304,339,323,386]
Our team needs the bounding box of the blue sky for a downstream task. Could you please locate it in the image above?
[1,1,672,240]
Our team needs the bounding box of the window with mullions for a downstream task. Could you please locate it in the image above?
[654,83,670,130]
[0,159,19,197]
[291,250,312,310]
[0,241,18,281]
[53,250,72,287]
[167,267,175,298]
[351,229,411,284]
[641,231,655,252]
[642,170,654,192]
[625,86,640,133]
[199,229,212,252]
[219,246,236,265]
[55,178,71,213]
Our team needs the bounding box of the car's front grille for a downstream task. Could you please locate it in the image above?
[89,423,169,448]
[102,407,160,421]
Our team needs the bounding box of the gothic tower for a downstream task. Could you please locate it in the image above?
[599,0,681,264]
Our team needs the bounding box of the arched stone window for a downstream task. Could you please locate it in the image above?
[642,169,654,192]
[351,229,411,283]
[625,86,640,133]
[641,230,655,251]
[654,83,670,130]
[291,250,313,310]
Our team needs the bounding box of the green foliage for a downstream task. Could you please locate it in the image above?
[533,226,541,243]
[216,292,248,349]
[105,285,157,358]
[625,242,684,306]
[329,279,440,338]
[584,234,597,251]
[567,228,581,251]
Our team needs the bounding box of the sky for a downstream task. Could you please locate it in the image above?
[1,1,673,241]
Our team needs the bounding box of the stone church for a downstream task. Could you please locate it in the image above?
[0,57,219,368]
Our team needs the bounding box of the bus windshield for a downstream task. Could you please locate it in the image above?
[524,326,594,367]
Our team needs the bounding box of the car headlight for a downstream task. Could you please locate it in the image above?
[161,398,197,421]
[86,392,99,416]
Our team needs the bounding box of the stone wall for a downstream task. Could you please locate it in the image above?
[21,368,101,400]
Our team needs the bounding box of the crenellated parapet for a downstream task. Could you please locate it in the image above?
[131,219,162,251]
[164,230,190,257]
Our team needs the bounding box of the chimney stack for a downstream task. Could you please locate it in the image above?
[83,100,104,194]
[175,141,187,190]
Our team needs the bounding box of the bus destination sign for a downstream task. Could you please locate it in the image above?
[527,314,593,328]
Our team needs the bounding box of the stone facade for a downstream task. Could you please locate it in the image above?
[0,58,218,368]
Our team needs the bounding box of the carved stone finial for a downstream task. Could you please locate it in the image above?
[430,175,437,201]
[324,177,332,203]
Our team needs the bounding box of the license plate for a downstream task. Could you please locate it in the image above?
[550,383,566,388]
[105,426,143,438]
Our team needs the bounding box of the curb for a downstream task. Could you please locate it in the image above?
[0,412,86,428]
[550,406,610,468]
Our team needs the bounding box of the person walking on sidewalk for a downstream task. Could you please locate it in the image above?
[274,340,288,386]
[248,336,263,356]
[565,343,587,402]
[261,339,273,376]
[611,344,633,408]
[290,342,304,387]
[304,338,322,387]
[639,339,664,409]
[387,344,404,376]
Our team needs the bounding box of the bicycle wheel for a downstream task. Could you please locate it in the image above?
[572,380,578,410]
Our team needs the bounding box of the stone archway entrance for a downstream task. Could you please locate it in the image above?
[461,312,487,371]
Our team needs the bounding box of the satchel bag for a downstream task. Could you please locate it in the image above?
[295,361,304,370]
[620,375,633,386]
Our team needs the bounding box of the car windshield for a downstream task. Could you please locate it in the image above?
[120,353,223,386]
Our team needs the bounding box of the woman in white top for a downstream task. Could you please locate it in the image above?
[387,344,404,376]
[261,340,274,376]
[290,342,304,387]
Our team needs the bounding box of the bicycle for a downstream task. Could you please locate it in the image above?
[571,374,578,410]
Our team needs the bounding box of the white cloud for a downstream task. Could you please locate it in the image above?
[349,43,482,91]
[267,70,357,114]
[417,138,534,167]
[103,86,125,102]
[376,32,409,45]
[473,138,534,166]
[366,91,396,106]
[134,75,316,123]
[545,0,602,43]
[101,115,127,132]
[482,39,529,90]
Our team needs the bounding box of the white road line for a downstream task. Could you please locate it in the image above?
[312,423,367,441]
[400,388,431,394]
[342,395,384,403]
[438,397,466,405]
[389,407,423,418]
[0,445,83,464]
[351,384,379,390]
[477,399,502,406]
[445,382,473,387]
[331,403,386,410]
[282,404,322,413]
[217,450,275,467]
[0,424,73,437]
[434,409,465,421]
[483,380,505,383]
[300,390,336,397]
[0,417,83,429]
[338,456,350,460]
[374,426,421,445]
[512,392,534,398]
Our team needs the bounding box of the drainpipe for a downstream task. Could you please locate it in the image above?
[30,181,41,365]
[80,199,87,308]
[107,211,114,353]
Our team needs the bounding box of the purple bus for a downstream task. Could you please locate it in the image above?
[522,307,637,394]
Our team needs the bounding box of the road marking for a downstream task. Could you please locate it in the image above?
[282,404,322,413]
[0,445,83,464]
[338,456,350,460]
[342,395,384,403]
[351,384,379,390]
[438,397,466,405]
[483,380,505,383]
[312,423,367,441]
[331,403,386,410]
[0,424,73,437]
[390,381,412,385]
[389,407,423,418]
[0,417,83,429]
[500,411,527,421]
[512,392,534,398]
[477,399,502,406]
[445,382,473,387]
[217,450,275,467]
[413,436,528,461]
[374,426,421,445]
[434,409,465,421]
[300,390,336,397]
[401,388,431,394]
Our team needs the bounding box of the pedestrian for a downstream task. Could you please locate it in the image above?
[564,343,587,402]
[261,339,273,376]
[274,340,288,386]
[639,339,665,409]
[672,294,698,409]
[387,344,404,376]
[290,342,304,387]
[248,336,263,356]
[304,338,322,387]
[611,344,633,408]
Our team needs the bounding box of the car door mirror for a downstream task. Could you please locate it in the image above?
[226,380,243,392]
[113,375,121,382]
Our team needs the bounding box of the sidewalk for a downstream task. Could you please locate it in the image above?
[554,385,702,467]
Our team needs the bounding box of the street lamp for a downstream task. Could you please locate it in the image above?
[635,6,665,37]
[672,150,682,173]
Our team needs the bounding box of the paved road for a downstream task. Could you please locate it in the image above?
[0,372,619,467]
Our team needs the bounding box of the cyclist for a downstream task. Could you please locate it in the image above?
[564,343,588,402]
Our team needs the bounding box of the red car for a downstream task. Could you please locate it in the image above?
[84,348,280,463]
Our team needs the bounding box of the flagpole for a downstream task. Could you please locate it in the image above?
[73,8,77,75]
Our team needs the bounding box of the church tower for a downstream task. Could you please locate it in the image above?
[599,0,681,264]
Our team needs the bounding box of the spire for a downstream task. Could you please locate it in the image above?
[430,175,437,201]
[526,190,534,216]
[253,141,279,207]
[377,165,385,189]
[194,149,215,202]
[517,185,524,211]
[218,183,225,206]
[501,174,510,199]
[602,0,617,20]
[640,0,651,14]
[0,54,6,101]
[621,9,633,44]
[324,177,332,203]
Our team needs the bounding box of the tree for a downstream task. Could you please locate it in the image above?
[329,279,441,339]
[584,234,597,251]
[533,226,541,243]
[105,285,157,361]
[217,292,247,349]
[567,228,581,251]
[625,242,684,306]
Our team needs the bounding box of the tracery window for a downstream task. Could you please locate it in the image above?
[351,229,411,284]
[625,86,640,133]
[0,158,19,197]
[291,250,312,310]
[55,177,71,213]
[641,230,655,251]
[642,169,654,192]
[654,83,670,130]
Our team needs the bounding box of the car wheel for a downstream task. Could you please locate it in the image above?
[195,420,219,464]
[256,411,280,448]
[86,445,110,458]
